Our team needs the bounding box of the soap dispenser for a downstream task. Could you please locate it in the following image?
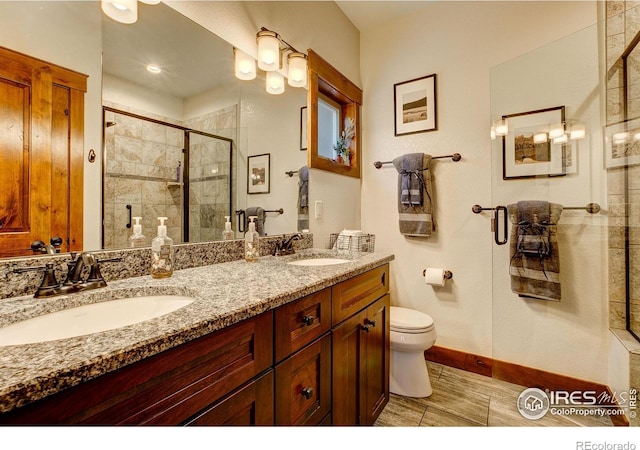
[222,215,234,240]
[244,216,259,262]
[151,217,174,278]
[129,217,146,248]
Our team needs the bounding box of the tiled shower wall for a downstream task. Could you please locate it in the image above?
[103,104,237,249]
[103,110,184,249]
[605,0,640,426]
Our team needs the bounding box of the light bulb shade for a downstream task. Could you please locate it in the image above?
[533,132,548,144]
[266,71,285,94]
[549,122,565,139]
[613,132,629,145]
[494,119,508,136]
[552,134,568,144]
[234,48,256,81]
[139,0,161,4]
[490,127,496,140]
[287,52,307,87]
[569,123,586,140]
[257,30,280,71]
[101,0,137,24]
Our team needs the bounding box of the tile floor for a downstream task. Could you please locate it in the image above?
[374,362,614,427]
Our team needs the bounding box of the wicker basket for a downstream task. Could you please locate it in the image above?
[328,233,375,253]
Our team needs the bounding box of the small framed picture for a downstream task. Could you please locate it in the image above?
[247,153,270,194]
[604,117,640,169]
[502,106,566,179]
[394,74,437,136]
[300,106,307,151]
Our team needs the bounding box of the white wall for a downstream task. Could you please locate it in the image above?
[360,1,605,382]
[0,1,103,251]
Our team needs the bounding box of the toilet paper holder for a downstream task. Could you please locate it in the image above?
[422,269,453,280]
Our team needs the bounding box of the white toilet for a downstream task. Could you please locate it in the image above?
[389,306,437,398]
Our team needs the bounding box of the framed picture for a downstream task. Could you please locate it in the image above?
[502,106,566,180]
[394,74,437,136]
[247,153,270,194]
[300,106,307,151]
[604,118,640,169]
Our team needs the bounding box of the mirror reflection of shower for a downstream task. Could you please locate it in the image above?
[102,108,233,249]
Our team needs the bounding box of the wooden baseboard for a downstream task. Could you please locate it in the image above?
[425,345,628,426]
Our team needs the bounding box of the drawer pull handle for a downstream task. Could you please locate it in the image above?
[301,315,315,326]
[361,323,371,333]
[301,387,314,399]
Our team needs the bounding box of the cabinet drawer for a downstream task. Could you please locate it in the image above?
[0,312,273,425]
[332,264,388,326]
[274,288,331,362]
[185,370,274,426]
[275,333,331,426]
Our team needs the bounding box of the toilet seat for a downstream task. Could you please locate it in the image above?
[390,306,434,334]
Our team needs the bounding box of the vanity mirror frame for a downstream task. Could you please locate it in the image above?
[307,49,362,179]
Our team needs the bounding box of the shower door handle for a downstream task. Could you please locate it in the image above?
[494,206,508,246]
[126,204,132,229]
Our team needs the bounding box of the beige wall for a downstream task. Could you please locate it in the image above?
[360,1,605,382]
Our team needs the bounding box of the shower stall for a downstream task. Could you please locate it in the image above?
[102,107,234,249]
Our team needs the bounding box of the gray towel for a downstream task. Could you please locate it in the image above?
[245,206,266,236]
[507,201,563,301]
[297,166,309,231]
[392,153,434,237]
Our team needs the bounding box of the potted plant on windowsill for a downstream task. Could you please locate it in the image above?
[333,117,355,166]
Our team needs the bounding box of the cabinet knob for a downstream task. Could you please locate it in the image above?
[301,387,314,399]
[301,315,315,326]
[366,319,377,328]
[361,324,371,333]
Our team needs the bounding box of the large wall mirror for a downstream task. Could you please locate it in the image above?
[0,1,308,257]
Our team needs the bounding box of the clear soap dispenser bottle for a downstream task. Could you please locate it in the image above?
[244,216,259,262]
[129,217,146,248]
[151,217,174,278]
[222,215,234,240]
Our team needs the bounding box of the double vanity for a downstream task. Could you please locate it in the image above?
[0,247,394,425]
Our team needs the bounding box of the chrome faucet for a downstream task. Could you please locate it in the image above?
[272,233,302,256]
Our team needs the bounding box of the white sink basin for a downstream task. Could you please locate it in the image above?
[288,258,351,266]
[0,295,194,346]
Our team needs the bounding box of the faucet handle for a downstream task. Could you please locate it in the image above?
[86,256,122,286]
[13,263,60,298]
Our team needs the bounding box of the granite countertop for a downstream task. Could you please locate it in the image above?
[0,249,394,413]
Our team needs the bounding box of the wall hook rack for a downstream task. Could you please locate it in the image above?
[373,153,462,169]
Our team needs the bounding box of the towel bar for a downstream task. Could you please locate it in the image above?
[472,203,601,214]
[264,208,284,215]
[373,153,462,169]
[285,170,297,177]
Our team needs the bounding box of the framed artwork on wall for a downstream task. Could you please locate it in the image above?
[502,106,567,179]
[300,106,307,151]
[604,117,640,169]
[247,153,270,194]
[394,73,437,136]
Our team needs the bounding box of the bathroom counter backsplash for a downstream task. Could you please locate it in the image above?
[0,247,394,413]
[0,233,313,299]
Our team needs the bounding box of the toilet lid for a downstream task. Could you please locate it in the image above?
[390,306,434,331]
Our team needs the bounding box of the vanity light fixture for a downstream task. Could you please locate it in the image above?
[234,48,256,80]
[549,122,565,139]
[139,0,160,4]
[533,132,548,144]
[494,119,509,137]
[568,122,586,140]
[234,27,308,94]
[552,133,568,144]
[101,0,137,24]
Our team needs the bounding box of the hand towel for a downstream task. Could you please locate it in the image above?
[245,206,266,236]
[297,166,309,231]
[392,153,434,237]
[507,201,563,301]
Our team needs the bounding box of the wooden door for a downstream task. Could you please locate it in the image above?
[0,46,86,257]
[361,294,390,425]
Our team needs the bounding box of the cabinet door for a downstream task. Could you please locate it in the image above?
[331,309,365,425]
[332,264,388,326]
[361,294,390,425]
[185,371,274,426]
[275,333,331,425]
[0,47,85,257]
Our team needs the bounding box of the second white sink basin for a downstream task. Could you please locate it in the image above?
[0,295,194,346]
[288,258,351,266]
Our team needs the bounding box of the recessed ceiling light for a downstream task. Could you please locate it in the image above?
[146,65,161,74]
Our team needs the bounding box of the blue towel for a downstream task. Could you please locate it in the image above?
[392,153,434,237]
[398,153,424,206]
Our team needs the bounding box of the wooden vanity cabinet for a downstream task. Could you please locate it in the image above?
[331,265,390,425]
